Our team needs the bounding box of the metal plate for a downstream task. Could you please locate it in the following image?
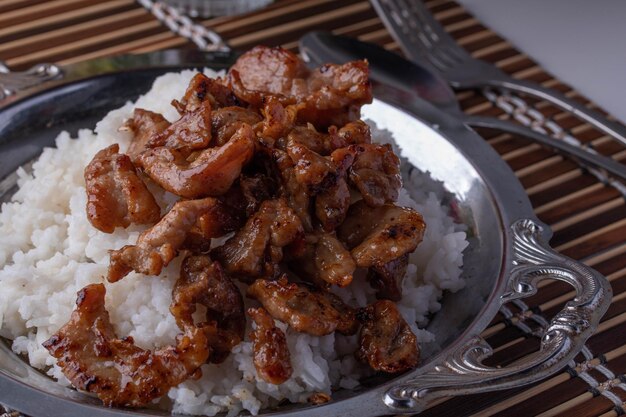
[0,51,606,417]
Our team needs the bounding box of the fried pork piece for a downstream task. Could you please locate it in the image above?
[258,98,297,142]
[84,144,160,234]
[273,149,313,231]
[172,73,241,113]
[228,46,309,107]
[139,123,255,198]
[42,284,209,407]
[349,144,401,206]
[211,106,262,146]
[284,120,370,156]
[125,108,170,164]
[337,201,426,300]
[314,146,358,231]
[248,307,292,385]
[145,100,212,151]
[247,276,358,336]
[212,199,303,281]
[182,200,243,257]
[329,120,372,147]
[356,300,419,373]
[171,256,245,363]
[286,139,336,193]
[227,46,372,128]
[291,232,355,288]
[108,197,218,282]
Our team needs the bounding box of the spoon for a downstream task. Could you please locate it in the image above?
[299,31,626,182]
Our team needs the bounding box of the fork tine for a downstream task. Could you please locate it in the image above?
[374,0,469,71]
[406,0,469,62]
[380,0,453,71]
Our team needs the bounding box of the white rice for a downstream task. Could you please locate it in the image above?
[0,70,468,415]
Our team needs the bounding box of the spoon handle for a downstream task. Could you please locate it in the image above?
[464,115,626,182]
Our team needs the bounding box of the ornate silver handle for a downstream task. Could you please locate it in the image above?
[384,218,612,413]
[0,62,62,101]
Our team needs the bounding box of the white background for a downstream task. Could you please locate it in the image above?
[457,0,626,124]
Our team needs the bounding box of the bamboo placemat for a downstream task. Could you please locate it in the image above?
[2,1,626,416]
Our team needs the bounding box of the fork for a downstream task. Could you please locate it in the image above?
[370,0,626,147]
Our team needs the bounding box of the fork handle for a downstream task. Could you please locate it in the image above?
[481,77,626,146]
[464,115,626,182]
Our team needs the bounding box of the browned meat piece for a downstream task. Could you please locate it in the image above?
[283,126,332,155]
[367,253,409,301]
[239,173,277,215]
[247,276,358,336]
[315,178,350,232]
[171,256,245,363]
[349,144,401,206]
[286,139,336,193]
[356,300,419,373]
[273,149,313,231]
[258,98,297,142]
[329,120,372,147]
[308,393,331,404]
[248,307,292,385]
[108,197,218,282]
[290,232,355,288]
[125,108,170,164]
[145,100,212,151]
[42,284,209,407]
[314,232,355,287]
[227,46,372,128]
[139,124,255,198]
[182,200,243,253]
[337,201,425,300]
[172,73,241,113]
[284,121,370,156]
[211,106,262,147]
[212,199,303,281]
[314,146,358,231]
[296,60,372,128]
[228,46,309,108]
[84,144,160,234]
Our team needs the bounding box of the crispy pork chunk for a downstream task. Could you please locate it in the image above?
[43,284,209,407]
[356,300,419,373]
[84,144,160,233]
[171,256,245,363]
[108,197,218,282]
[227,46,372,128]
[248,307,292,385]
[139,124,255,198]
[212,199,303,281]
[247,276,358,336]
[338,201,426,300]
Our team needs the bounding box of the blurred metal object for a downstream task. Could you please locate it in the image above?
[137,0,231,51]
[0,62,62,101]
[157,0,272,18]
[370,0,626,148]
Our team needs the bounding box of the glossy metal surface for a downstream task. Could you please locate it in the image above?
[299,32,626,182]
[0,51,611,416]
[370,0,626,147]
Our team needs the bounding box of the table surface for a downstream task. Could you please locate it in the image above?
[1,1,626,416]
[458,0,626,126]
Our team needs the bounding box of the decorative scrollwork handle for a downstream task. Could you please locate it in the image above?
[0,62,62,100]
[384,219,612,413]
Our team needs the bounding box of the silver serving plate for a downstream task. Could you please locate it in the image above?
[0,50,612,417]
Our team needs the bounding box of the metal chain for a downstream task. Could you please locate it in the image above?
[483,88,626,196]
[136,0,230,52]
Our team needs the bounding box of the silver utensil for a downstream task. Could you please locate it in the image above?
[299,32,626,182]
[370,0,626,147]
